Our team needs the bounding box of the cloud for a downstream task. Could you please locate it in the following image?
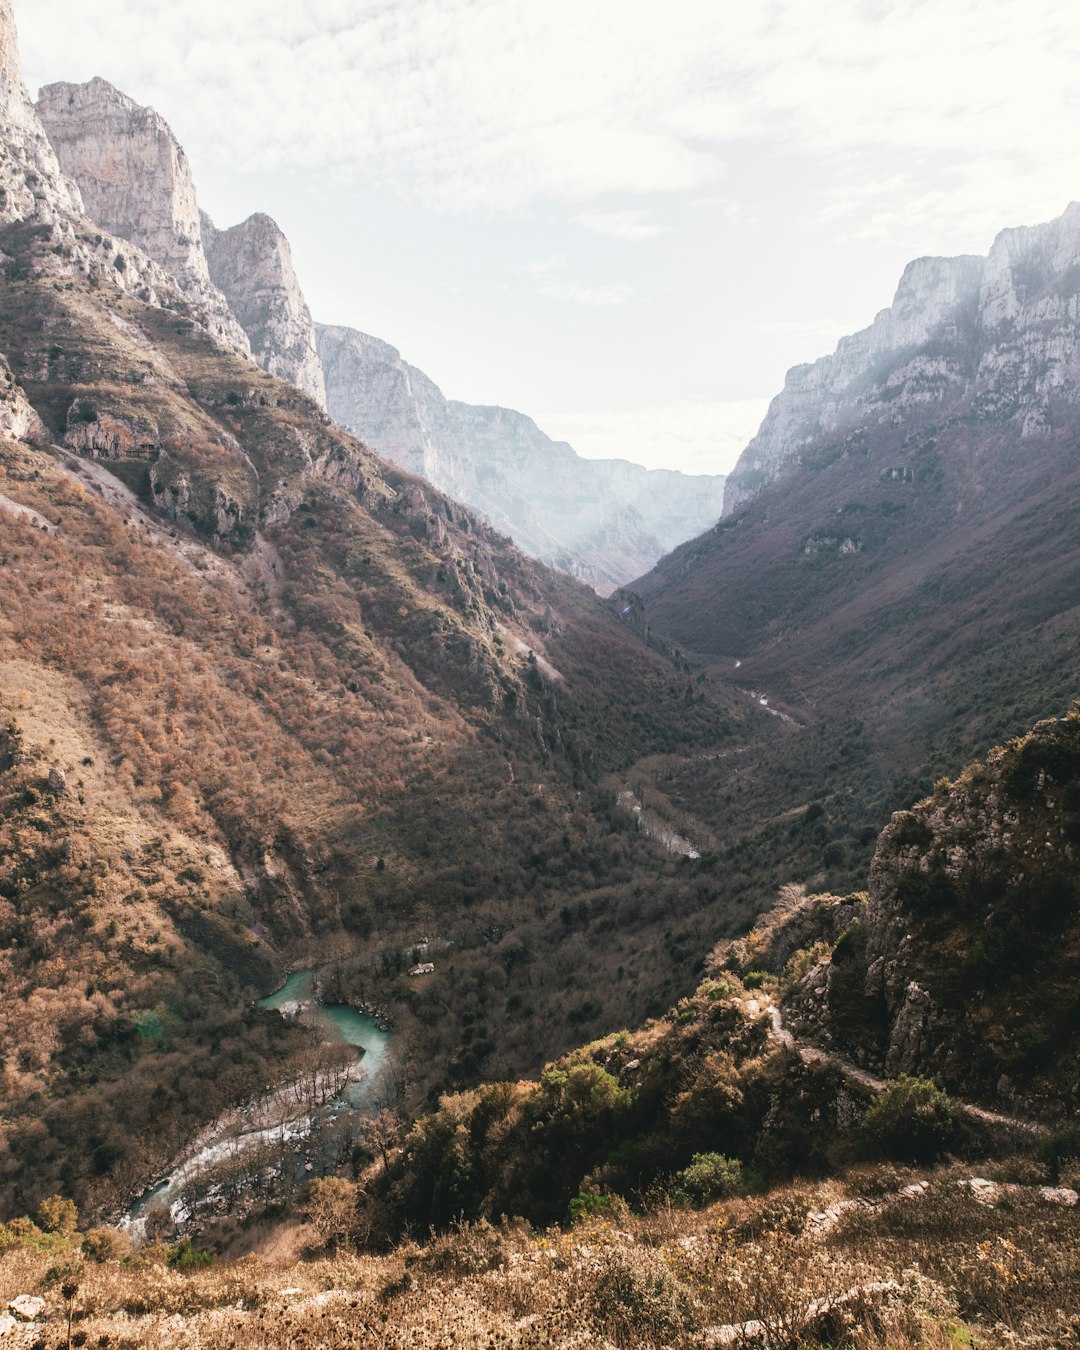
[538,398,770,475]
[576,210,668,241]
[537,278,634,306]
[524,255,566,276]
[17,0,1078,230]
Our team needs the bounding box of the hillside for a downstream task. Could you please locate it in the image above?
[317,323,727,592]
[0,2,759,1221]
[1,715,1076,1348]
[0,236,754,1219]
[620,205,1080,893]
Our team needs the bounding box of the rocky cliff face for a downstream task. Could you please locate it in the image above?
[202,211,326,407]
[731,711,1080,1118]
[36,77,250,358]
[0,0,82,223]
[724,202,1080,513]
[317,324,726,591]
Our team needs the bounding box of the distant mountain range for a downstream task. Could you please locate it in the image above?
[34,75,725,591]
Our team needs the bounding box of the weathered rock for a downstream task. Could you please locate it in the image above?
[202,212,326,407]
[724,202,1080,513]
[63,401,159,457]
[46,765,66,794]
[36,78,250,358]
[0,0,83,224]
[0,353,45,443]
[7,1294,45,1321]
[317,324,727,591]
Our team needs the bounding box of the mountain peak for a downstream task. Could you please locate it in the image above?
[0,0,82,223]
[36,77,250,357]
[723,201,1080,514]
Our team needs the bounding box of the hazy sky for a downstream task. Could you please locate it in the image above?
[18,0,1080,474]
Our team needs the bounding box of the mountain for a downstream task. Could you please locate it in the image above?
[0,0,82,225]
[318,324,727,592]
[32,72,729,592]
[624,202,1080,895]
[0,0,754,1220]
[201,210,327,407]
[723,205,1080,515]
[35,77,251,357]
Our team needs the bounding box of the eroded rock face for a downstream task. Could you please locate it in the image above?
[317,324,727,591]
[202,211,326,407]
[0,0,83,223]
[724,203,1080,513]
[36,77,250,357]
[0,353,46,442]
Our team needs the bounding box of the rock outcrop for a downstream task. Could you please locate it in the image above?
[724,202,1080,513]
[0,352,45,442]
[317,324,727,591]
[36,77,250,357]
[0,0,82,223]
[202,211,326,407]
[739,711,1080,1118]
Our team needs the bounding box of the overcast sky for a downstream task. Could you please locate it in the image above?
[18,0,1080,475]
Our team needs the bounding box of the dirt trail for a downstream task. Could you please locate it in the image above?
[753,995,1050,1137]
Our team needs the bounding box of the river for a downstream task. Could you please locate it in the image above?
[122,969,392,1237]
[257,968,394,1108]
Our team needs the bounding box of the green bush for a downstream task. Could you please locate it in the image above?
[1036,1125,1080,1183]
[858,1077,961,1162]
[568,1190,619,1225]
[167,1237,212,1268]
[671,1152,745,1206]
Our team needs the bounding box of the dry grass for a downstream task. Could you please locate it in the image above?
[1,1164,1076,1348]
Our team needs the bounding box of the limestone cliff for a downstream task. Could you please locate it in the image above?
[0,0,82,223]
[724,202,1080,513]
[202,211,326,407]
[36,77,250,358]
[317,324,726,591]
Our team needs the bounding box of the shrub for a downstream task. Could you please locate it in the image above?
[304,1176,360,1249]
[671,1152,744,1206]
[859,1077,961,1162]
[1035,1124,1080,1183]
[37,1194,78,1234]
[568,1189,620,1225]
[82,1226,131,1263]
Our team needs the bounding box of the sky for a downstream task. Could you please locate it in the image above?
[17,0,1080,475]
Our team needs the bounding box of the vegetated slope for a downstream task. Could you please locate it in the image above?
[0,211,758,1222]
[725,707,1080,1117]
[624,234,1080,887]
[361,710,1078,1252]
[2,717,1078,1350]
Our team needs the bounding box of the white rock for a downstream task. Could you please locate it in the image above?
[36,78,250,358]
[0,0,83,223]
[1038,1186,1078,1207]
[7,1295,45,1321]
[723,202,1080,514]
[202,212,326,406]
